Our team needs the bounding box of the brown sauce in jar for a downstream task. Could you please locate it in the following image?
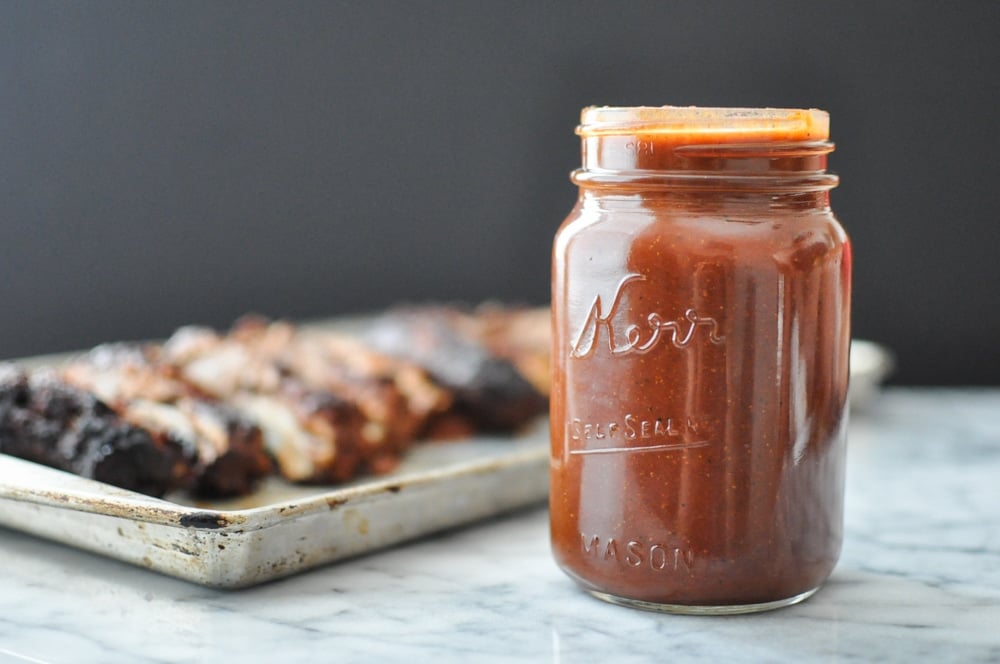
[550,107,851,613]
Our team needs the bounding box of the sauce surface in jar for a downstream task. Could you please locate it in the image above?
[550,106,851,614]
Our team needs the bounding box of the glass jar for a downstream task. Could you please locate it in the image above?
[549,106,851,614]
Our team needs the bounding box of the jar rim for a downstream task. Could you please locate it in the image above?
[578,106,829,143]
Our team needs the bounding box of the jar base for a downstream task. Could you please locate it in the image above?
[585,586,819,616]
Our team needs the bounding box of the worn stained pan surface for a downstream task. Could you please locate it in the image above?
[0,322,550,589]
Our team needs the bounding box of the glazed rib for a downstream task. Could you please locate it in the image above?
[60,344,272,496]
[0,365,190,497]
[364,306,548,432]
[159,324,369,483]
[159,318,450,481]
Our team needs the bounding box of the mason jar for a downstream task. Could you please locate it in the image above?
[550,106,851,614]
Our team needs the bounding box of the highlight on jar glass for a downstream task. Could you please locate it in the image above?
[549,106,851,615]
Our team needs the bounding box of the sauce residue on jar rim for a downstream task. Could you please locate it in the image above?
[577,106,829,143]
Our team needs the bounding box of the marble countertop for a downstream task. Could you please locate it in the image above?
[1,389,998,663]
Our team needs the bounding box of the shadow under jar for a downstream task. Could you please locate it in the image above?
[550,106,851,615]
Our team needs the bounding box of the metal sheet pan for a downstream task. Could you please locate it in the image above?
[0,319,550,589]
[0,422,548,588]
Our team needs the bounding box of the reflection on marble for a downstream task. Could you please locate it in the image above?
[1,390,998,663]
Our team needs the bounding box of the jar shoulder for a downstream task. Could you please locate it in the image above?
[555,201,848,262]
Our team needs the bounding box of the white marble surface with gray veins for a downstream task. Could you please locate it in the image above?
[0,389,998,663]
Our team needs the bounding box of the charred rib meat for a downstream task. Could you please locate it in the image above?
[0,366,190,496]
[364,306,548,431]
[158,318,450,482]
[61,344,273,497]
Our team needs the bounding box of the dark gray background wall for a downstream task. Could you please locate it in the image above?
[1,1,998,384]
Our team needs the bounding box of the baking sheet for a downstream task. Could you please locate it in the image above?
[0,319,550,589]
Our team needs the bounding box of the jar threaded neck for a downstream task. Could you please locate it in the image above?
[574,106,837,192]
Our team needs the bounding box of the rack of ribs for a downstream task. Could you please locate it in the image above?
[364,305,549,434]
[157,317,451,483]
[0,365,192,497]
[59,344,273,497]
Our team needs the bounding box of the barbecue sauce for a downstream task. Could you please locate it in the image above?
[550,107,851,613]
